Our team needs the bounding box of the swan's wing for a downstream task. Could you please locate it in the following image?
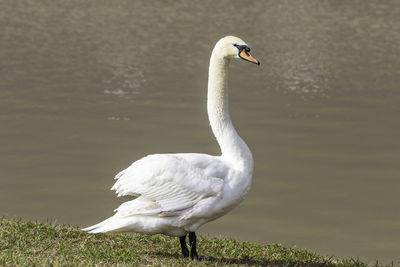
[111,154,224,216]
[174,153,229,178]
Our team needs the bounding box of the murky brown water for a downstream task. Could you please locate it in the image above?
[1,0,399,263]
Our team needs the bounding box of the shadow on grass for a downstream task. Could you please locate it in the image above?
[151,251,312,266]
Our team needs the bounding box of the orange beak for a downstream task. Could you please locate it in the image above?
[239,49,260,65]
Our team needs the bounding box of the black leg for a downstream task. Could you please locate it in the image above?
[179,235,189,258]
[188,232,198,260]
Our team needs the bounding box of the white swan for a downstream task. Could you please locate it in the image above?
[83,36,259,260]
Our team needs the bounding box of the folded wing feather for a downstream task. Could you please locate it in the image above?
[111,154,224,217]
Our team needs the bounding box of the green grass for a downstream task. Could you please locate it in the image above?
[0,217,369,266]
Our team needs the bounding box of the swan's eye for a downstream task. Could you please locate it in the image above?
[233,44,249,53]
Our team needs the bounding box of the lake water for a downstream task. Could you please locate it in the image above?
[1,0,399,263]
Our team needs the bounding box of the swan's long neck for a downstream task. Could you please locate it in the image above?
[207,51,253,170]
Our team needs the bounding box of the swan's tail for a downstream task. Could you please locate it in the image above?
[82,216,133,234]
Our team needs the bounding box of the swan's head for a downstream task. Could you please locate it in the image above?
[214,36,260,65]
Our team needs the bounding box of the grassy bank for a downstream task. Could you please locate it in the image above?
[0,218,368,266]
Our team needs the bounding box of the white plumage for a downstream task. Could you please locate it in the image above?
[83,36,259,259]
[112,154,224,217]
